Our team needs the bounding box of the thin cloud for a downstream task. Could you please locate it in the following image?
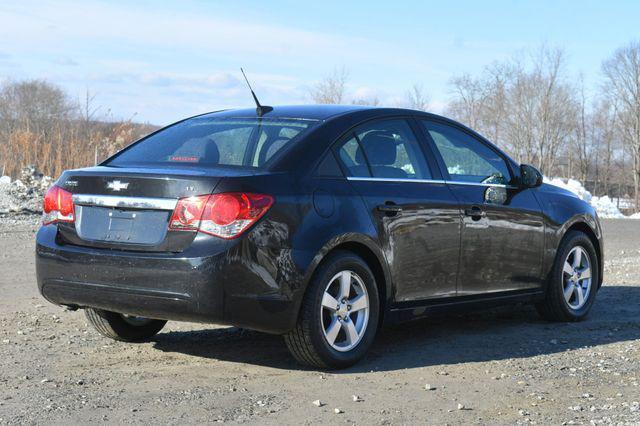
[51,57,78,66]
[0,1,437,123]
[0,1,389,62]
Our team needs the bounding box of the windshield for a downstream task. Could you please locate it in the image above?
[106,117,318,169]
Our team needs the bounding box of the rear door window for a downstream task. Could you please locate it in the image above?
[335,119,432,179]
[337,136,371,177]
[106,117,316,169]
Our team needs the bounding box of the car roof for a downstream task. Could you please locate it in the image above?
[199,104,473,126]
[201,104,382,121]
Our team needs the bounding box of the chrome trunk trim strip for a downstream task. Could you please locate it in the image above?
[72,194,178,210]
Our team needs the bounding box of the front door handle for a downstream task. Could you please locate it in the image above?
[464,205,486,220]
[377,203,402,216]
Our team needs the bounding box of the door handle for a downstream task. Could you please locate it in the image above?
[464,205,486,220]
[377,203,402,216]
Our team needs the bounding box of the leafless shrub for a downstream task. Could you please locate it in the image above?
[309,66,348,104]
[0,80,156,180]
[404,84,430,111]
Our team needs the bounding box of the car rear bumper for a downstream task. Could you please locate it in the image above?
[35,225,304,334]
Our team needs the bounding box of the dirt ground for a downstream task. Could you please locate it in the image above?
[0,218,638,425]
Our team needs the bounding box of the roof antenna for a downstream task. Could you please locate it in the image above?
[240,68,273,117]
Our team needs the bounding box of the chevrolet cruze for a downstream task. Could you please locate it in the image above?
[36,105,603,369]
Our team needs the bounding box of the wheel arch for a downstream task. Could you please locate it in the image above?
[562,220,603,289]
[300,235,393,326]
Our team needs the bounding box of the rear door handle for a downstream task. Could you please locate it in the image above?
[464,205,486,219]
[377,203,402,216]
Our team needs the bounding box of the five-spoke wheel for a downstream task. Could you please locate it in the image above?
[284,251,379,369]
[320,270,370,352]
[536,231,599,322]
[562,246,592,310]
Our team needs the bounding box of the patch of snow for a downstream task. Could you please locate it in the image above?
[401,163,415,175]
[544,177,628,219]
[544,177,592,203]
[447,165,465,175]
[590,195,625,219]
[0,166,52,215]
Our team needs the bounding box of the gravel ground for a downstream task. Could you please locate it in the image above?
[0,218,639,425]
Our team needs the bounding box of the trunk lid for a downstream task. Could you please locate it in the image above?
[55,165,262,252]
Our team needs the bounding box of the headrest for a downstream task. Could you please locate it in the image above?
[203,140,220,163]
[260,137,289,165]
[356,132,397,165]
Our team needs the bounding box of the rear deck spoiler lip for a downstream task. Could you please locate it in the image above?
[72,194,178,211]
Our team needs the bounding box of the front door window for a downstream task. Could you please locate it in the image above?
[421,121,511,185]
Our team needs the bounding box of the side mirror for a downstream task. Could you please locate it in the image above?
[520,164,543,188]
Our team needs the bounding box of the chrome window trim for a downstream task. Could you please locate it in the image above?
[346,177,446,184]
[446,181,518,189]
[346,176,517,189]
[72,194,178,210]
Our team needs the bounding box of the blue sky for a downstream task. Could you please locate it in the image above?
[0,0,638,124]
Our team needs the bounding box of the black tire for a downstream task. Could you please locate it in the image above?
[536,230,599,322]
[85,308,167,342]
[284,251,380,369]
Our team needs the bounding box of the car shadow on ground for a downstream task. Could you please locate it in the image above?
[152,285,640,372]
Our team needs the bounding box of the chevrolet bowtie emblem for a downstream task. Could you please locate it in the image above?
[106,180,129,191]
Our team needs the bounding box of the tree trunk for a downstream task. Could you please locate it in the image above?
[635,169,640,213]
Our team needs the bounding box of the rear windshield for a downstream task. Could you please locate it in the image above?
[105,117,318,169]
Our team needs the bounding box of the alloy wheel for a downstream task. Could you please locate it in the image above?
[120,314,155,327]
[320,270,370,352]
[562,246,592,310]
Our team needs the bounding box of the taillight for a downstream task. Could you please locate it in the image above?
[42,185,75,225]
[168,195,208,231]
[169,193,273,239]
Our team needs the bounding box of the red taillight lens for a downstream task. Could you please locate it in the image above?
[208,193,242,226]
[169,195,209,231]
[42,185,75,225]
[43,186,59,215]
[169,193,273,239]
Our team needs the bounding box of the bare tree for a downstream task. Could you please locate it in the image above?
[447,64,512,147]
[0,79,75,139]
[590,98,619,195]
[573,77,592,182]
[511,48,577,173]
[448,46,577,176]
[79,89,100,164]
[602,41,640,212]
[445,43,640,204]
[309,67,348,104]
[404,84,430,111]
[447,73,486,130]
